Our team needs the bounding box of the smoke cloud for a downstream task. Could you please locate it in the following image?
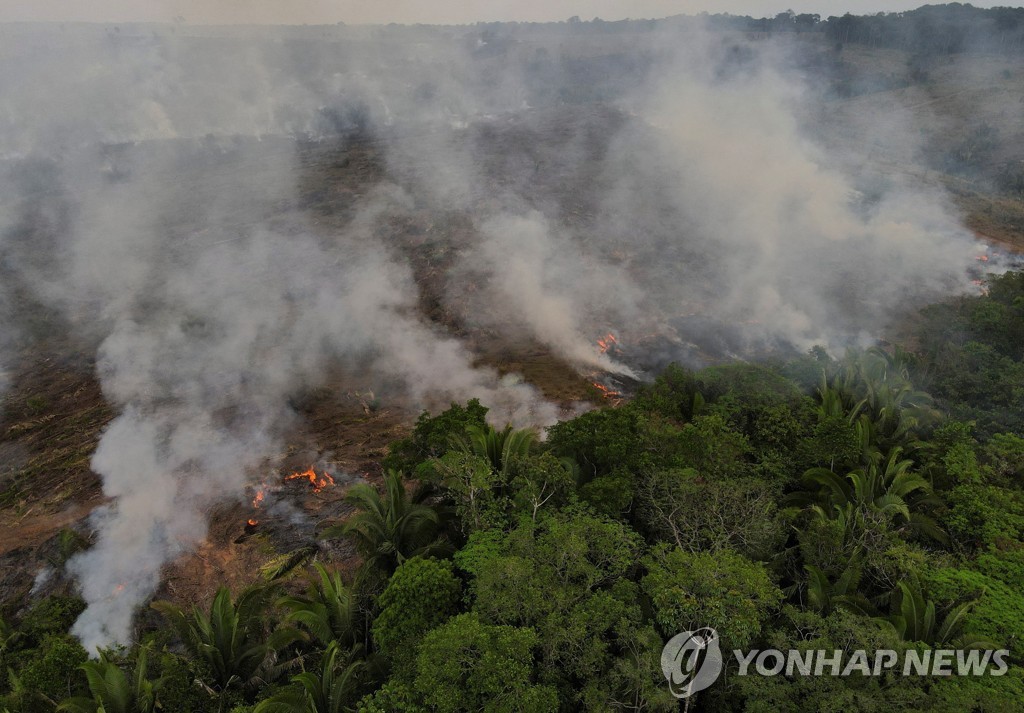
[0,18,993,650]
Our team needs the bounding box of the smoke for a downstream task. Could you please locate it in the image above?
[0,18,995,651]
[57,162,559,649]
[588,32,982,354]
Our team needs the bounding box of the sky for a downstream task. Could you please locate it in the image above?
[0,0,1008,26]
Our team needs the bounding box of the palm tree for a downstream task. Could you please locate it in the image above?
[831,348,940,450]
[450,424,537,477]
[322,469,444,573]
[804,556,877,617]
[151,584,303,694]
[57,648,163,713]
[253,641,365,713]
[279,563,358,649]
[878,573,995,649]
[792,447,947,543]
[815,379,865,425]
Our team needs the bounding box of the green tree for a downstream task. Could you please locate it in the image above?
[151,585,302,694]
[413,613,558,713]
[383,400,489,475]
[354,680,425,712]
[880,573,994,648]
[794,446,947,543]
[371,557,462,666]
[253,642,365,713]
[324,470,444,573]
[57,648,164,713]
[804,556,877,616]
[450,424,537,477]
[641,546,782,650]
[925,561,1024,659]
[430,453,505,534]
[462,509,648,708]
[507,453,576,524]
[6,634,88,711]
[279,564,358,649]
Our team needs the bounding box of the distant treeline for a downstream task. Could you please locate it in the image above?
[512,4,1024,56]
[704,4,1024,55]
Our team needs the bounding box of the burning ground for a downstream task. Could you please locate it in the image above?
[0,20,1017,651]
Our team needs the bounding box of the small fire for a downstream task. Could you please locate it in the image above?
[976,254,990,262]
[591,381,622,400]
[241,466,336,534]
[243,487,266,531]
[286,466,335,493]
[596,333,619,354]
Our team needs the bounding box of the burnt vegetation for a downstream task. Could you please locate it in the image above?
[1,4,1024,713]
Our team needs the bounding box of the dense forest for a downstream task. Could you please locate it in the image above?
[2,263,1021,711]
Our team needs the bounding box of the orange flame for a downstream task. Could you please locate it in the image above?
[243,487,266,530]
[286,466,335,493]
[976,254,990,262]
[591,381,622,400]
[596,333,619,354]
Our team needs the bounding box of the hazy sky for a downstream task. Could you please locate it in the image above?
[0,1,1007,26]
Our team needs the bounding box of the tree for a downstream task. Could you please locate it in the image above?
[57,648,164,713]
[804,556,877,617]
[461,508,648,707]
[793,446,947,544]
[6,634,88,711]
[413,613,558,713]
[151,585,302,694]
[383,400,489,475]
[636,468,785,561]
[830,348,940,450]
[450,424,537,478]
[371,557,462,667]
[253,642,365,713]
[354,680,426,712]
[469,508,644,630]
[880,573,994,649]
[507,453,576,524]
[641,546,782,651]
[324,470,444,573]
[279,563,358,649]
[430,452,505,534]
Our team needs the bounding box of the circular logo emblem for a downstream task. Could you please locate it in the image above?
[661,627,724,698]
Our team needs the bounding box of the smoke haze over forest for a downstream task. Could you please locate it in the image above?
[0,6,1020,655]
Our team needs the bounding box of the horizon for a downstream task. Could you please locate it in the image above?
[0,1,1011,27]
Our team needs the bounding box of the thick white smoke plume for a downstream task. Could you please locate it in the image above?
[589,34,981,353]
[0,19,992,650]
